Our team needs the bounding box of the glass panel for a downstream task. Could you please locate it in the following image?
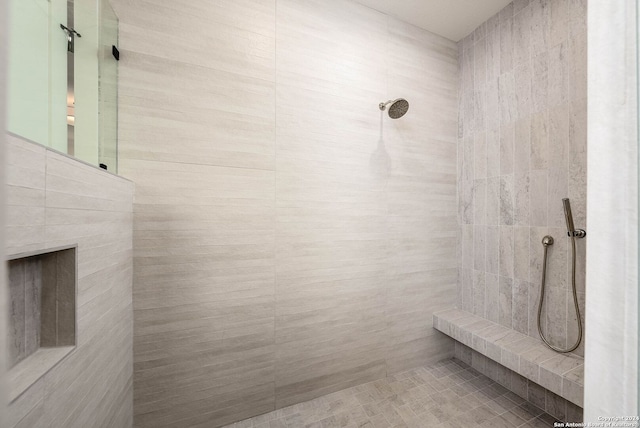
[6,0,119,172]
[98,2,118,173]
[73,0,99,165]
[7,0,67,149]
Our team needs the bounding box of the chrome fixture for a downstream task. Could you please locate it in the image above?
[563,198,586,238]
[537,198,585,353]
[60,24,81,53]
[379,98,409,119]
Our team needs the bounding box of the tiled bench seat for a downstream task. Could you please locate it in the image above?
[433,308,584,407]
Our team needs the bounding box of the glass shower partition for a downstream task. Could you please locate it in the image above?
[98,2,119,173]
[6,0,119,173]
[7,0,68,152]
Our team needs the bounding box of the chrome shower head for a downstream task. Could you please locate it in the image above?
[379,98,409,119]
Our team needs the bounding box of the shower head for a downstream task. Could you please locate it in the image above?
[562,198,586,238]
[562,198,575,236]
[379,98,409,119]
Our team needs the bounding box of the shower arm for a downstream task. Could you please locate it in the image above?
[379,100,393,110]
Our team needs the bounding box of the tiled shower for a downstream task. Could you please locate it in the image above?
[4,0,624,426]
[457,0,587,356]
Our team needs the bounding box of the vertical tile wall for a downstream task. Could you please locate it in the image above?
[457,0,587,356]
[114,0,459,426]
[7,257,43,367]
[5,135,134,428]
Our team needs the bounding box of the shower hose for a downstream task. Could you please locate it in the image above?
[537,234,583,353]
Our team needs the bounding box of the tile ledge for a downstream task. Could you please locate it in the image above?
[433,308,584,407]
[8,346,75,403]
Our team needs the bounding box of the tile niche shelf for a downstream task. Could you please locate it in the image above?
[7,245,77,402]
[433,308,584,407]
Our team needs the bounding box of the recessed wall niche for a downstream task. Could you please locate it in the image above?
[7,245,77,401]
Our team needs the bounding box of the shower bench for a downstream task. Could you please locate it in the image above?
[433,308,584,408]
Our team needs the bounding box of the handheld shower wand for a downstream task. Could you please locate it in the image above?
[562,198,586,238]
[537,198,585,353]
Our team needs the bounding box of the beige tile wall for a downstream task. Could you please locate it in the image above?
[5,135,134,428]
[114,0,459,426]
[457,0,587,356]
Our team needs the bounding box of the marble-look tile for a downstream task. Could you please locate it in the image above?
[462,269,474,314]
[513,227,531,281]
[546,390,567,421]
[513,171,530,226]
[568,100,587,228]
[486,128,500,177]
[510,372,529,399]
[566,291,585,357]
[500,14,514,74]
[528,276,542,338]
[566,400,583,422]
[462,224,474,270]
[531,53,549,113]
[548,41,568,108]
[530,111,548,170]
[499,72,517,124]
[474,179,487,225]
[546,227,568,290]
[513,0,531,15]
[24,258,42,357]
[462,136,475,224]
[8,260,26,367]
[486,29,501,83]
[513,117,531,174]
[498,277,513,329]
[475,132,487,179]
[499,175,514,225]
[514,64,532,120]
[462,43,475,92]
[512,279,530,334]
[486,11,501,35]
[549,0,568,47]
[486,177,501,226]
[473,271,486,317]
[543,286,567,350]
[529,227,548,282]
[475,37,487,87]
[486,79,500,132]
[474,225,486,271]
[486,226,500,275]
[527,380,546,409]
[530,0,549,57]
[568,0,587,36]
[499,226,514,278]
[529,171,548,227]
[568,30,587,103]
[500,124,514,175]
[485,273,500,323]
[512,6,531,69]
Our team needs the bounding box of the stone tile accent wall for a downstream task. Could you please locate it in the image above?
[457,0,588,356]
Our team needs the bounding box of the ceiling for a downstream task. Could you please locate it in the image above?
[351,0,514,41]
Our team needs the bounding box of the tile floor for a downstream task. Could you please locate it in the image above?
[223,358,565,428]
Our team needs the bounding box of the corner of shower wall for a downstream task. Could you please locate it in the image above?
[456,0,588,358]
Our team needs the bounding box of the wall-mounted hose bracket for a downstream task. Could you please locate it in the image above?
[567,229,586,238]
